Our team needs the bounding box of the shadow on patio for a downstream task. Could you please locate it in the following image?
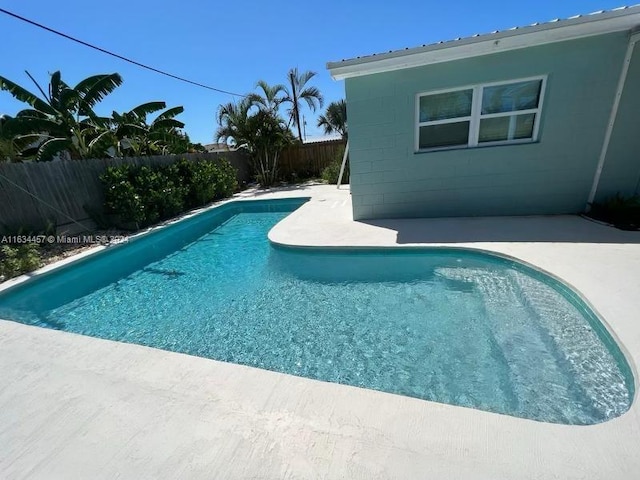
[358,215,640,245]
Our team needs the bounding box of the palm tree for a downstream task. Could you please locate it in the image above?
[215,98,254,150]
[317,99,347,139]
[215,97,293,186]
[282,68,324,142]
[247,80,287,115]
[0,71,122,160]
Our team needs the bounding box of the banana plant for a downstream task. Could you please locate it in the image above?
[111,102,186,156]
[0,71,122,160]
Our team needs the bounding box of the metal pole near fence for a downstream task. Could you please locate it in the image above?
[337,141,349,189]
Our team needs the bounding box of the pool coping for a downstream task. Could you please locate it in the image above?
[2,184,640,479]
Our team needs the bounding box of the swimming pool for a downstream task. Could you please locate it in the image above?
[0,198,633,425]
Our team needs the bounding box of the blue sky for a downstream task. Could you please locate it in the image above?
[0,1,630,144]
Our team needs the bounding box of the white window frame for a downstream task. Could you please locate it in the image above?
[414,75,547,153]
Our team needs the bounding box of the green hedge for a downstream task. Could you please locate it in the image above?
[0,244,41,280]
[100,158,237,229]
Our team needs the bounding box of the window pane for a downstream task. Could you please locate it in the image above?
[513,113,535,139]
[419,121,470,149]
[481,80,542,114]
[478,113,536,143]
[419,89,473,122]
[478,117,509,143]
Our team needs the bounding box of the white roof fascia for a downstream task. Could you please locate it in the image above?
[328,7,640,79]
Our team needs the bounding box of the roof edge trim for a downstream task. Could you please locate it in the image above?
[328,7,640,79]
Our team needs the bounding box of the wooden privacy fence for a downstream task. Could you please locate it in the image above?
[278,139,346,180]
[0,151,250,234]
[0,140,344,235]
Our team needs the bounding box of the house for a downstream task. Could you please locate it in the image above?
[203,142,236,153]
[327,6,640,220]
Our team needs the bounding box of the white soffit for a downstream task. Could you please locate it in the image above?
[328,6,640,79]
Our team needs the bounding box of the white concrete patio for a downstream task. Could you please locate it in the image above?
[1,184,640,479]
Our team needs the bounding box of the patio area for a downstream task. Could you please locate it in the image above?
[1,184,640,479]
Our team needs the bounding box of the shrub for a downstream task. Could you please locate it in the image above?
[589,193,640,230]
[100,158,238,229]
[101,165,145,226]
[189,161,223,206]
[216,158,239,198]
[131,166,186,224]
[0,244,41,280]
[321,147,349,184]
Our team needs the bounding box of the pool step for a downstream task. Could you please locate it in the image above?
[435,266,587,423]
[512,272,629,422]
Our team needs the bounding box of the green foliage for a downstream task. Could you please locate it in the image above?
[0,244,41,279]
[100,159,238,229]
[216,159,239,197]
[321,147,349,184]
[101,165,145,226]
[589,193,640,230]
[111,102,191,157]
[0,71,123,161]
[216,97,293,187]
[214,70,325,186]
[317,99,347,139]
[283,68,324,142]
[0,71,201,161]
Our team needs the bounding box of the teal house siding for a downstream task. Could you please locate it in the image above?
[596,43,640,201]
[344,32,638,220]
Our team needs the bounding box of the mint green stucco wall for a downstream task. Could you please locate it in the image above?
[345,32,638,220]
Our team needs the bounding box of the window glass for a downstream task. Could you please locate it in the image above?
[479,113,536,143]
[419,89,473,122]
[416,78,544,151]
[478,116,509,143]
[419,121,470,149]
[481,80,542,115]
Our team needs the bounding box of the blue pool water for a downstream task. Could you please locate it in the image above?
[0,198,633,424]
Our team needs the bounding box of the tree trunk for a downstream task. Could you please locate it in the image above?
[289,72,303,142]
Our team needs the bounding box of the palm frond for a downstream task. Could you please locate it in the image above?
[11,116,62,135]
[81,116,113,129]
[59,87,80,115]
[299,86,324,110]
[76,73,123,115]
[36,137,71,161]
[317,99,347,138]
[128,101,167,120]
[88,129,115,152]
[0,75,57,116]
[115,123,147,138]
[15,109,48,119]
[298,70,316,86]
[151,118,185,131]
[155,106,184,121]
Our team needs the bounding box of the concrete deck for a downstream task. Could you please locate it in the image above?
[2,184,640,479]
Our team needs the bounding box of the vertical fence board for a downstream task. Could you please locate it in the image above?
[278,139,346,180]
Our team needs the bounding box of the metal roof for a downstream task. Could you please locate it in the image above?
[328,5,640,79]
